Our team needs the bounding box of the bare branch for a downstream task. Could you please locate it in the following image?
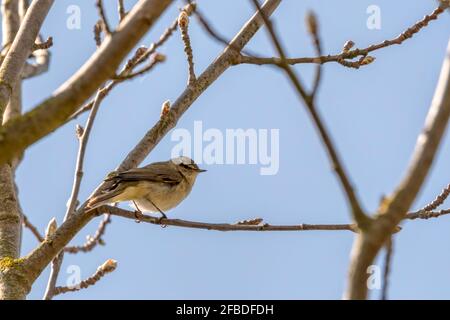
[44,87,105,300]
[178,10,196,85]
[23,213,113,254]
[93,20,103,47]
[95,0,112,35]
[53,259,117,296]
[64,214,111,254]
[305,11,322,100]
[21,35,51,80]
[249,0,368,227]
[0,0,172,166]
[1,0,22,124]
[113,53,166,81]
[1,0,21,50]
[67,90,104,219]
[70,2,197,120]
[20,0,283,292]
[236,6,445,69]
[22,215,44,243]
[381,237,393,300]
[116,0,281,173]
[188,1,259,57]
[416,183,450,213]
[118,0,127,21]
[405,208,450,220]
[31,36,52,51]
[0,4,26,298]
[98,205,357,232]
[345,39,450,299]
[0,0,54,124]
[18,0,29,21]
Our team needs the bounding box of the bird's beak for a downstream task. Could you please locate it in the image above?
[197,168,207,173]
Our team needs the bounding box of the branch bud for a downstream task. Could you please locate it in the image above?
[178,11,189,28]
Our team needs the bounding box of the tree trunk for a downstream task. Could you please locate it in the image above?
[0,0,25,300]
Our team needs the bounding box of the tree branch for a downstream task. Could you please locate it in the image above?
[235,6,445,69]
[53,259,117,296]
[116,0,281,172]
[21,35,51,79]
[0,0,173,166]
[64,214,111,254]
[249,0,368,227]
[99,205,357,232]
[95,0,112,35]
[0,0,53,124]
[414,183,450,213]
[22,215,44,243]
[69,1,197,120]
[0,0,39,300]
[43,87,105,300]
[381,237,393,300]
[118,0,127,21]
[178,10,196,85]
[19,0,283,293]
[345,39,450,299]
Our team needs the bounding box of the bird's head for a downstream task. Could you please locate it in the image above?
[172,156,207,178]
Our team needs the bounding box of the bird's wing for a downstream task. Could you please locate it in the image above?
[106,163,183,185]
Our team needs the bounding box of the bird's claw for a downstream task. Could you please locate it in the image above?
[134,210,143,223]
[157,213,168,228]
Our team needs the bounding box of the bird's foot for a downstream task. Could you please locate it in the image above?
[133,201,144,223]
[157,212,168,228]
[134,210,143,223]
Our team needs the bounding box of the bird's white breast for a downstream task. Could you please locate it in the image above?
[131,179,194,213]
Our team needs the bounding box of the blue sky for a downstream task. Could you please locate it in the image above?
[10,0,450,299]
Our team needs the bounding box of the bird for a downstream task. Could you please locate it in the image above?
[87,156,206,219]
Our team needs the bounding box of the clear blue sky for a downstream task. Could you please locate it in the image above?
[11,0,450,299]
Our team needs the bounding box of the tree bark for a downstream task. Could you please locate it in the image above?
[0,0,25,300]
[344,39,450,299]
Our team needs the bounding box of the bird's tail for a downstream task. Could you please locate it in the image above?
[87,189,122,209]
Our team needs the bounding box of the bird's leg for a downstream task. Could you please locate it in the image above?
[132,201,143,223]
[147,197,167,224]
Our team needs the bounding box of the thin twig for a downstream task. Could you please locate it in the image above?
[22,35,51,79]
[53,259,117,296]
[236,6,444,69]
[18,0,29,21]
[64,214,111,254]
[187,0,259,58]
[94,20,102,47]
[178,10,196,85]
[381,237,393,300]
[69,2,197,120]
[250,0,368,227]
[118,0,127,21]
[95,0,112,35]
[306,11,322,100]
[417,183,450,213]
[43,88,105,300]
[23,213,113,253]
[405,208,450,220]
[66,90,104,218]
[113,53,166,81]
[31,36,52,51]
[22,215,44,242]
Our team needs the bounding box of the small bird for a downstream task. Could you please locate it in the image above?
[87,157,206,219]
